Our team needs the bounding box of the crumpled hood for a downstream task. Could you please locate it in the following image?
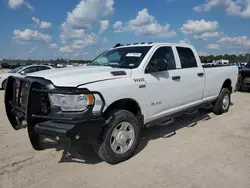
[27,66,132,87]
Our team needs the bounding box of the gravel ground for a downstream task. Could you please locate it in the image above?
[1,90,250,188]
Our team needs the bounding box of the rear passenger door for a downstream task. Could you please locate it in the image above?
[174,46,205,107]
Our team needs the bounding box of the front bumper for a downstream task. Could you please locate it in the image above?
[5,76,106,150]
[34,117,105,146]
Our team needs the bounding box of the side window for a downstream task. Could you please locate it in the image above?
[22,67,37,74]
[37,66,50,71]
[146,46,176,72]
[176,47,197,68]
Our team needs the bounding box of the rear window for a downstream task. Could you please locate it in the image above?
[176,47,197,68]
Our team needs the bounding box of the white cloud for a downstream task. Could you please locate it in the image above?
[32,17,52,29]
[25,2,34,10]
[32,17,40,25]
[113,8,177,38]
[99,20,109,34]
[181,19,219,35]
[59,0,114,55]
[40,21,52,29]
[60,0,114,43]
[193,0,250,18]
[8,0,24,8]
[59,46,73,53]
[208,44,220,49]
[194,32,222,40]
[241,2,250,18]
[13,29,52,42]
[59,33,97,53]
[218,36,250,47]
[8,0,34,10]
[49,43,58,49]
[198,51,210,56]
[179,38,191,44]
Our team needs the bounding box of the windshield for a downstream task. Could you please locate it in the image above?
[88,46,152,69]
[8,66,24,73]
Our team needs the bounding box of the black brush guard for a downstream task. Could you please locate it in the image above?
[5,76,106,150]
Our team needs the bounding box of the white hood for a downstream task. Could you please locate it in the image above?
[27,66,132,87]
[0,72,20,80]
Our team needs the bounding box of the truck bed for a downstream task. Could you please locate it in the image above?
[202,66,238,102]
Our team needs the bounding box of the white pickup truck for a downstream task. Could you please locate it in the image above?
[5,42,238,164]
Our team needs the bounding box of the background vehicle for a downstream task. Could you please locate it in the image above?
[215,59,230,65]
[5,42,238,164]
[0,64,54,89]
[237,62,250,91]
[232,62,242,69]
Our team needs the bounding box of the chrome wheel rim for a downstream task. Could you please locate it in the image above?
[222,94,230,110]
[110,122,135,154]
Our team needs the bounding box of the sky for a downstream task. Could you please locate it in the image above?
[0,0,250,60]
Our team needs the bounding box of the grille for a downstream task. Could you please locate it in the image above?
[12,79,30,112]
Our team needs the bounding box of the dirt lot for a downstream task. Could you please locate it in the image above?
[1,90,250,188]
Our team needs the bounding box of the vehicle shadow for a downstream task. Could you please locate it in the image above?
[135,109,212,156]
[43,141,103,165]
[57,145,103,164]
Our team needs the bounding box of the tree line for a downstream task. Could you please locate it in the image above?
[200,53,250,63]
[1,53,250,68]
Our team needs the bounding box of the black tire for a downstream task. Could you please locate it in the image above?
[95,110,141,164]
[213,88,231,115]
[2,79,7,90]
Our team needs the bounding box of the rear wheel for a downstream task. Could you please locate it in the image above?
[95,110,141,164]
[213,88,231,115]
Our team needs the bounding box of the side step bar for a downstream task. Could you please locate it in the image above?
[145,102,213,128]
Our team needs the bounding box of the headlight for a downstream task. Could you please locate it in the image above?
[48,94,94,112]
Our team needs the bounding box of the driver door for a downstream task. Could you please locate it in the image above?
[143,46,183,122]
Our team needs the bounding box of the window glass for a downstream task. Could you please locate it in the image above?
[147,46,176,71]
[176,47,197,68]
[89,46,152,69]
[37,66,50,71]
[23,67,37,74]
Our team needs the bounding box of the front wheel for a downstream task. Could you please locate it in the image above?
[213,88,231,115]
[2,79,7,90]
[95,110,141,164]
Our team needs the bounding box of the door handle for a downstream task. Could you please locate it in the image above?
[197,73,204,77]
[172,76,181,80]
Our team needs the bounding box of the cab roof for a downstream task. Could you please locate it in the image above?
[112,42,194,49]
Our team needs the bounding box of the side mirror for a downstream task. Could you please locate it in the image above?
[20,71,25,75]
[146,59,168,73]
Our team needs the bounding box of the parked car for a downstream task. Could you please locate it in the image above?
[5,42,238,164]
[0,64,54,89]
[236,62,250,91]
[8,62,21,69]
[232,62,243,70]
[1,62,10,69]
